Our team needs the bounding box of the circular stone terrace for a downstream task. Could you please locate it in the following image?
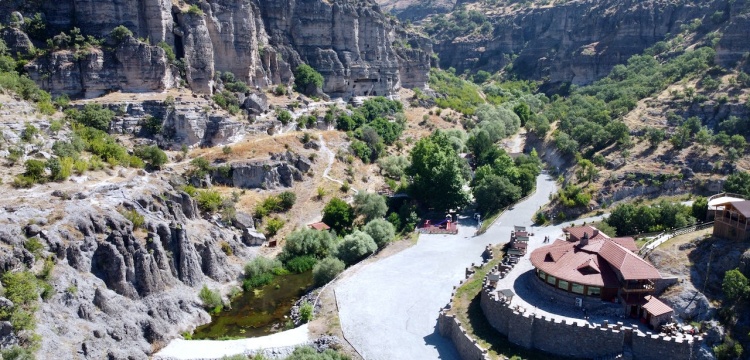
[487,222,670,335]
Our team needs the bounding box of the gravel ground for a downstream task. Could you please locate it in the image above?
[334,173,559,359]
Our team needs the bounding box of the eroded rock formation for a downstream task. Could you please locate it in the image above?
[19,0,431,98]
[0,178,258,359]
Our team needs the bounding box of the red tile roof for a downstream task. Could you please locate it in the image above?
[531,242,620,287]
[611,237,639,252]
[531,227,662,287]
[308,222,331,231]
[598,241,661,280]
[642,295,673,317]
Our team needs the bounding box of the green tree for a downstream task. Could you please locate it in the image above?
[353,192,387,222]
[322,198,355,234]
[363,219,396,248]
[313,257,345,286]
[692,197,708,222]
[472,174,521,214]
[134,145,168,168]
[407,131,469,211]
[336,230,377,265]
[294,64,324,96]
[467,129,503,167]
[513,102,531,127]
[722,269,749,304]
[724,172,750,198]
[110,25,133,43]
[645,127,666,148]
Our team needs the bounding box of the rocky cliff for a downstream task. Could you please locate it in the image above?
[15,0,431,99]
[434,0,738,89]
[0,174,257,359]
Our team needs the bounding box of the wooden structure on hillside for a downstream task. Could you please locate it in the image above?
[713,200,750,241]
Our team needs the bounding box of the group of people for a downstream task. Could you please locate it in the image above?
[543,235,551,243]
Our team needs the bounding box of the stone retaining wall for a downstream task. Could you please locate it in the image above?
[437,312,489,360]
[480,289,704,359]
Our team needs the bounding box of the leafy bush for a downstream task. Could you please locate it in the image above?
[336,231,377,265]
[1,271,40,331]
[243,256,283,290]
[198,285,223,313]
[110,25,133,43]
[66,104,114,132]
[134,145,167,168]
[121,209,145,229]
[277,109,292,125]
[279,228,338,262]
[299,301,314,323]
[363,219,396,248]
[21,123,38,142]
[285,256,318,274]
[196,190,223,213]
[157,42,176,63]
[353,192,387,222]
[377,156,409,179]
[47,157,73,181]
[23,238,44,258]
[279,191,297,210]
[313,257,345,287]
[186,4,204,16]
[23,160,46,183]
[263,217,285,238]
[293,64,324,95]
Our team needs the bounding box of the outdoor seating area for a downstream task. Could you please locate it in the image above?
[487,226,531,282]
[418,215,459,235]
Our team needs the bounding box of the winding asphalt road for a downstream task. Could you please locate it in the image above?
[334,173,558,359]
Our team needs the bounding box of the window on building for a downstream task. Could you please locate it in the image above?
[571,283,585,294]
[558,280,569,291]
[537,269,546,280]
[587,286,601,296]
[546,275,557,286]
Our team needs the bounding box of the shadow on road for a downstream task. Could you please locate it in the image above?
[423,326,460,360]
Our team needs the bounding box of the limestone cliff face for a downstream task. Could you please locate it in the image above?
[21,0,430,98]
[435,0,725,88]
[25,36,174,98]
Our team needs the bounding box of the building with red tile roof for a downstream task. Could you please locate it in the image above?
[308,222,331,231]
[531,226,671,325]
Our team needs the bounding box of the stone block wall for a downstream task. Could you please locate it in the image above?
[631,331,703,360]
[478,287,703,359]
[437,312,489,360]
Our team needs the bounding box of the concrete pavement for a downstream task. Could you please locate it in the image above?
[334,173,558,359]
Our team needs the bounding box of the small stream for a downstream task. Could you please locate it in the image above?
[192,271,314,339]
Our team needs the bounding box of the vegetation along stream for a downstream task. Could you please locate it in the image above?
[192,271,314,339]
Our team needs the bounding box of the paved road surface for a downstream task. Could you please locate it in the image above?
[334,173,558,359]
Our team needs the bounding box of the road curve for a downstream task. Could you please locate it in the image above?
[334,173,558,360]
